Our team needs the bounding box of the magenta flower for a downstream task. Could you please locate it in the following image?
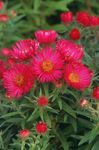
[33,48,64,83]
[12,39,39,60]
[56,39,84,62]
[64,62,93,91]
[35,30,58,44]
[3,64,35,98]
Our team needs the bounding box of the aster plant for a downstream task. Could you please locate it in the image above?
[0,9,99,150]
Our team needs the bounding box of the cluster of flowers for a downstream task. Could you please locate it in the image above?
[0,11,99,137]
[1,30,94,98]
[60,11,99,41]
[61,11,99,27]
[0,0,16,22]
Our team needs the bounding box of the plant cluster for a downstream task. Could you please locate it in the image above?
[0,1,99,150]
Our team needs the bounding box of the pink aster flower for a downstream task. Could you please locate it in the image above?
[12,39,39,60]
[64,62,93,91]
[35,30,58,44]
[33,48,64,83]
[56,39,84,62]
[3,64,35,98]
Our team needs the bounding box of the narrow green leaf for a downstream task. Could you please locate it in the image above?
[91,140,99,150]
[62,101,76,118]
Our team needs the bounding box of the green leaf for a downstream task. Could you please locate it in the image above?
[27,108,38,122]
[34,0,41,11]
[79,132,90,146]
[89,126,99,143]
[62,101,76,118]
[44,112,51,127]
[57,98,63,110]
[56,131,69,150]
[45,0,73,11]
[91,140,99,150]
[0,112,19,118]
[47,24,66,32]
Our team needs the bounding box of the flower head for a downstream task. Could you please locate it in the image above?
[90,16,99,27]
[19,129,30,139]
[0,14,9,22]
[12,39,39,60]
[2,48,11,56]
[33,48,64,83]
[37,95,48,107]
[64,62,93,90]
[80,98,88,107]
[10,10,17,17]
[3,64,35,98]
[36,122,47,134]
[76,11,90,26]
[56,39,84,62]
[35,30,58,44]
[60,11,73,24]
[69,28,80,40]
[92,86,99,100]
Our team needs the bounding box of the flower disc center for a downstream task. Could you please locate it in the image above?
[69,72,80,83]
[14,74,25,87]
[41,60,54,72]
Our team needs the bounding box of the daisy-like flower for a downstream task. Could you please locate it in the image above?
[33,48,64,83]
[64,62,93,91]
[35,30,58,44]
[3,64,35,98]
[12,39,39,60]
[56,39,84,62]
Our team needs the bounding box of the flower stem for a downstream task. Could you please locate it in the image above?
[21,141,25,150]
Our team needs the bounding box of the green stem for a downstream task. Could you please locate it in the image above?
[89,106,99,116]
[21,141,25,150]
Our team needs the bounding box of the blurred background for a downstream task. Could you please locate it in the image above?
[1,0,99,47]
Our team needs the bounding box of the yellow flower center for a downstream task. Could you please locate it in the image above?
[69,72,80,83]
[14,74,25,87]
[41,60,54,73]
